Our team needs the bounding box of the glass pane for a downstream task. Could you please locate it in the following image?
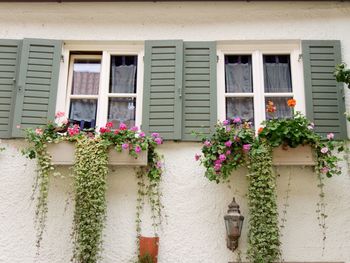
[108,97,136,128]
[226,97,254,124]
[69,99,97,128]
[263,55,292,93]
[265,97,293,119]
[225,55,253,93]
[72,59,101,95]
[109,55,137,94]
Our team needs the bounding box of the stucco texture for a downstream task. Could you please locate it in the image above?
[0,1,350,263]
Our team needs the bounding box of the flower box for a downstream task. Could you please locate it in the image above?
[272,145,316,166]
[46,141,148,166]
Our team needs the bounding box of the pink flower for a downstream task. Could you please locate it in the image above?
[122,143,129,150]
[243,144,251,152]
[320,147,329,154]
[233,117,241,123]
[16,125,21,129]
[61,119,68,125]
[152,132,160,138]
[204,140,211,147]
[67,125,80,137]
[226,126,231,132]
[119,123,127,130]
[114,129,120,135]
[219,154,226,161]
[214,159,222,165]
[35,128,43,135]
[55,111,65,118]
[99,127,110,133]
[131,126,139,132]
[225,140,232,147]
[135,145,141,153]
[106,122,113,128]
[214,163,222,171]
[226,150,231,155]
[308,122,315,130]
[327,133,334,140]
[154,137,162,145]
[223,120,230,126]
[195,154,201,161]
[156,161,163,168]
[139,132,145,137]
[321,167,330,174]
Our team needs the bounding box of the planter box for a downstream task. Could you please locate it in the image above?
[46,141,147,166]
[272,145,316,166]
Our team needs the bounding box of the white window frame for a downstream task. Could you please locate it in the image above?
[217,41,305,128]
[56,42,144,130]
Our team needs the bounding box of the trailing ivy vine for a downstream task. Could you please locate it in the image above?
[247,142,280,262]
[72,138,109,263]
[22,114,164,263]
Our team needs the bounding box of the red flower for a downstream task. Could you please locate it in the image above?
[99,127,110,133]
[114,129,120,135]
[258,127,264,134]
[287,98,296,108]
[106,122,113,128]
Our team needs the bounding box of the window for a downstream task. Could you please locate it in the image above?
[217,42,305,128]
[57,43,144,130]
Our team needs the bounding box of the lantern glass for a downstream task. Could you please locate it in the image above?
[224,215,240,238]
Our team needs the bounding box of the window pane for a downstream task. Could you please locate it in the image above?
[225,55,253,93]
[226,97,254,124]
[263,55,292,93]
[265,97,293,119]
[69,99,97,128]
[108,97,136,127]
[72,59,101,95]
[109,55,137,94]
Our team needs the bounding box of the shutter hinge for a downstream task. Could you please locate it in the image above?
[217,55,219,63]
[298,54,302,62]
[60,55,64,63]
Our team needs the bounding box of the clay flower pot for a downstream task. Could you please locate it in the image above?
[139,236,159,263]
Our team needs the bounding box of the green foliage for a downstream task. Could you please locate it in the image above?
[197,100,345,262]
[247,142,280,263]
[72,138,109,263]
[334,63,350,87]
[22,116,164,262]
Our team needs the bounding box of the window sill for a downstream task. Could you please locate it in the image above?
[272,145,316,166]
[46,141,148,166]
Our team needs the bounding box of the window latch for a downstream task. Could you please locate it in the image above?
[178,85,182,99]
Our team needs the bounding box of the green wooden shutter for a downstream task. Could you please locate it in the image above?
[302,40,347,139]
[182,41,217,141]
[143,40,183,140]
[12,38,62,137]
[0,40,21,138]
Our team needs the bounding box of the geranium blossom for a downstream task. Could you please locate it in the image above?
[35,128,43,135]
[119,123,127,130]
[243,144,251,152]
[204,140,211,147]
[154,137,162,145]
[233,117,241,123]
[105,122,113,128]
[55,111,65,118]
[225,140,232,147]
[320,147,329,154]
[223,119,230,126]
[327,133,334,140]
[134,145,141,153]
[219,154,226,161]
[195,154,201,161]
[122,143,129,150]
[151,132,160,138]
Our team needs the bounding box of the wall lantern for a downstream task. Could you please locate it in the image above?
[224,197,244,252]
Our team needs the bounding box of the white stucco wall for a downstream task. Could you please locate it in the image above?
[0,2,350,263]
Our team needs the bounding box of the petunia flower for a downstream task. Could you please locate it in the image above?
[225,140,232,147]
[320,147,329,154]
[195,154,201,161]
[327,133,334,140]
[119,123,127,130]
[243,144,251,152]
[122,143,129,150]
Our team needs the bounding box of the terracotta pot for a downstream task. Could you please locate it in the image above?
[139,236,159,263]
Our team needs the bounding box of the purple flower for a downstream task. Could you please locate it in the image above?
[122,143,129,150]
[223,119,230,126]
[327,133,334,140]
[214,159,222,165]
[151,132,160,138]
[243,144,251,152]
[321,167,329,174]
[226,150,231,155]
[204,140,211,147]
[139,132,145,138]
[226,126,231,132]
[156,161,163,168]
[233,117,241,123]
[130,126,139,132]
[225,140,232,147]
[214,163,222,171]
[195,154,201,161]
[154,137,162,145]
[135,145,141,153]
[320,147,329,154]
[219,154,226,161]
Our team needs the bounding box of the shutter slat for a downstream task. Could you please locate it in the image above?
[182,42,216,141]
[12,38,62,137]
[302,40,347,139]
[0,40,20,138]
[143,40,183,140]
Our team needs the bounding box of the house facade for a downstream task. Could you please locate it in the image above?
[0,1,350,263]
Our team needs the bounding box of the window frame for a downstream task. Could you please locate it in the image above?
[56,42,144,130]
[217,41,305,128]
